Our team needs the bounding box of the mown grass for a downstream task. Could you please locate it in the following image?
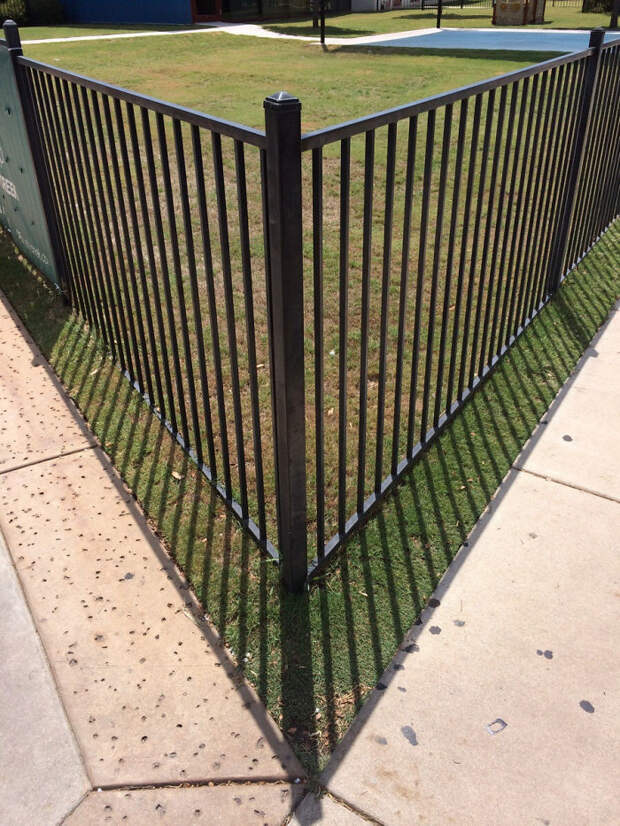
[26,31,551,131]
[1,222,617,776]
[265,6,613,38]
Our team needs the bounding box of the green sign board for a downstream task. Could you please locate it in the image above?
[0,43,59,286]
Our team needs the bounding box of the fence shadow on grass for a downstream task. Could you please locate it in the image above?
[0,224,617,777]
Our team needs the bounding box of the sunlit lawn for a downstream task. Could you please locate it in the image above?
[26,30,551,130]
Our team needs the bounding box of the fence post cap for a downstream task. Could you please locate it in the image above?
[264,91,301,112]
[588,27,605,48]
[3,20,22,50]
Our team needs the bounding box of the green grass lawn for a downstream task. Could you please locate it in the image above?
[4,25,619,777]
[25,31,552,130]
[265,6,613,38]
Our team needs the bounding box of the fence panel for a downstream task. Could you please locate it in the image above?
[2,21,618,591]
[302,41,616,578]
[16,40,280,567]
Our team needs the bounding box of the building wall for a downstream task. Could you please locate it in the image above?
[60,1,193,25]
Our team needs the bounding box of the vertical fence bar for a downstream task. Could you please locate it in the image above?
[264,92,307,592]
[420,105,452,440]
[407,110,435,454]
[357,131,375,512]
[338,137,351,534]
[547,28,605,294]
[3,22,69,295]
[374,122,397,491]
[312,146,325,556]
[391,117,416,471]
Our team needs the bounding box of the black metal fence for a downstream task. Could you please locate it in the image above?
[420,0,494,9]
[2,21,618,592]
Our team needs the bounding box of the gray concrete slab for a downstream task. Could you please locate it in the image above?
[321,471,620,825]
[65,783,303,825]
[292,793,371,825]
[0,293,97,474]
[0,448,302,788]
[515,306,620,501]
[359,27,619,53]
[0,528,89,826]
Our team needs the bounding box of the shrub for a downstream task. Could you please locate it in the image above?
[0,0,28,26]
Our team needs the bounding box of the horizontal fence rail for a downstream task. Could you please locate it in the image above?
[1,21,618,592]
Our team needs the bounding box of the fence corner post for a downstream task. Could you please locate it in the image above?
[547,27,605,296]
[263,91,307,594]
[2,19,69,297]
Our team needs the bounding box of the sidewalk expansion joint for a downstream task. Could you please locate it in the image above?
[0,443,97,477]
[59,790,91,825]
[513,464,620,505]
[94,777,304,793]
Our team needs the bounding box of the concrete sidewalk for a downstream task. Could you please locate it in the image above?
[0,292,303,823]
[296,302,620,824]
